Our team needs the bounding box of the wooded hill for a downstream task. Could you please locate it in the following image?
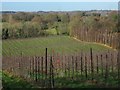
[1,10,118,39]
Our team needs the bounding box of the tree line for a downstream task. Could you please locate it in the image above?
[1,11,118,39]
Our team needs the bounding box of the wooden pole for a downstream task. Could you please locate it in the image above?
[32,57,35,81]
[75,56,78,78]
[117,10,120,87]
[41,57,44,87]
[50,56,54,88]
[105,54,108,83]
[111,53,114,73]
[101,54,103,76]
[38,57,40,82]
[72,56,74,79]
[80,52,83,76]
[45,48,48,87]
[96,55,99,74]
[90,48,94,80]
[35,57,38,82]
[117,33,120,87]
[85,55,87,79]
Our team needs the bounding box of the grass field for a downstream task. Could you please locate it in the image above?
[1,70,118,88]
[1,71,36,89]
[2,35,112,56]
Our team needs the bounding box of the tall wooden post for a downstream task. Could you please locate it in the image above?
[85,55,87,79]
[50,56,54,88]
[117,33,120,87]
[96,55,99,74]
[41,57,44,87]
[80,52,83,76]
[117,6,120,87]
[117,39,120,88]
[90,48,94,81]
[45,48,48,87]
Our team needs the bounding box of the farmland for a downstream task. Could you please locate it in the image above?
[2,35,112,57]
[1,5,120,89]
[3,35,119,88]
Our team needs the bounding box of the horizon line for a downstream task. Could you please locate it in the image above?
[1,9,118,12]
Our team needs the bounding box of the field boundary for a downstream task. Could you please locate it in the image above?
[72,37,117,51]
[2,48,119,88]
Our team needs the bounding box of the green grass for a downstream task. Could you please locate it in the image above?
[1,69,119,88]
[54,70,119,88]
[2,35,112,56]
[27,70,119,88]
[1,71,37,89]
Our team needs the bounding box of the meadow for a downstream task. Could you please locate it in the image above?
[2,35,112,57]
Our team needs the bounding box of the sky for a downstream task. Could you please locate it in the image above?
[2,2,118,11]
[1,0,120,2]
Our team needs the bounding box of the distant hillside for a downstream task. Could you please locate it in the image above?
[1,11,16,14]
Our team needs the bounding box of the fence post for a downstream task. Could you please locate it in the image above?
[80,52,83,77]
[29,57,32,79]
[50,56,54,88]
[117,49,120,88]
[38,57,40,82]
[49,56,52,87]
[105,53,108,83]
[64,56,67,77]
[61,54,63,73]
[72,56,74,79]
[90,48,94,81]
[45,48,48,87]
[41,57,44,87]
[75,56,78,78]
[32,57,35,81]
[68,56,70,78]
[85,55,87,79]
[111,53,114,73]
[101,54,103,76]
[20,52,23,77]
[35,57,38,82]
[96,55,99,74]
[118,10,120,85]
